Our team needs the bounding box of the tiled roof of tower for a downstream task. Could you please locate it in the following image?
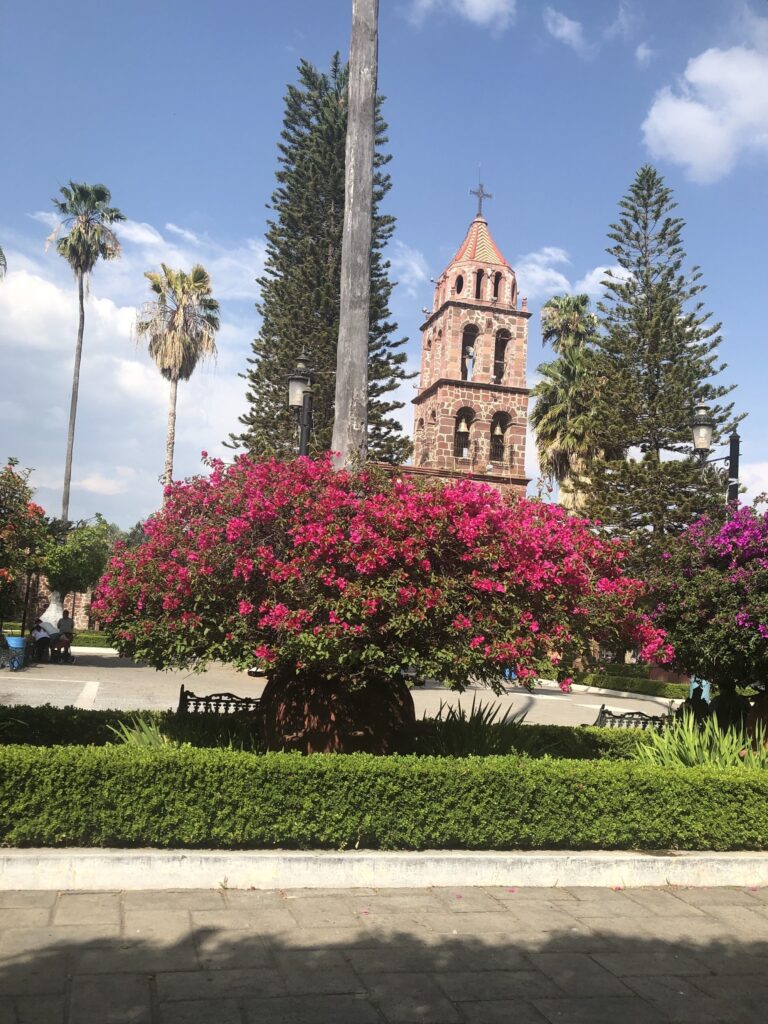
[450,215,510,269]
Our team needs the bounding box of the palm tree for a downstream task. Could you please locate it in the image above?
[541,293,597,354]
[49,182,125,521]
[136,264,219,492]
[531,346,599,505]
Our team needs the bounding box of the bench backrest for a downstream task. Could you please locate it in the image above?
[177,685,261,715]
[594,703,668,732]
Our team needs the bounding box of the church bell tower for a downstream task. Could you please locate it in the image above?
[411,188,529,493]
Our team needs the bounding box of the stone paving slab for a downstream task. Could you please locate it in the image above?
[1,886,768,1022]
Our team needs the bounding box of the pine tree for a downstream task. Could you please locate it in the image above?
[576,165,739,568]
[230,56,412,463]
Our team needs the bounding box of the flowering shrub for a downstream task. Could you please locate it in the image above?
[93,456,670,690]
[0,459,47,616]
[650,503,768,694]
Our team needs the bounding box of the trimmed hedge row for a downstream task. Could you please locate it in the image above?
[578,673,689,700]
[0,704,645,760]
[1,745,767,850]
[0,705,263,751]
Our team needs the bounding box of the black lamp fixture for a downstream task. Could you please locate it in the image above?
[288,353,313,456]
[691,402,740,503]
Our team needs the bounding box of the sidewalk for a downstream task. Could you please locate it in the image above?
[2,885,767,1022]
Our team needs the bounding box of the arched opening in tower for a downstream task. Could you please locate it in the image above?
[453,407,474,459]
[490,412,511,464]
[493,329,510,385]
[460,325,479,381]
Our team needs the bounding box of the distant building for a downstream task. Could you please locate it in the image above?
[410,199,529,494]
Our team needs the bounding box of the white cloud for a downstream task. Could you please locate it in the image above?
[605,0,638,41]
[514,247,571,300]
[165,223,201,245]
[407,0,516,30]
[1,217,259,526]
[573,264,630,297]
[643,19,768,182]
[390,240,431,298]
[741,461,768,504]
[543,7,596,58]
[635,41,654,67]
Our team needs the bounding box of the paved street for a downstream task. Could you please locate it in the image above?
[0,651,673,726]
[1,885,767,1022]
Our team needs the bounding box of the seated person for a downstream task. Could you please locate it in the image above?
[56,609,75,653]
[30,619,51,662]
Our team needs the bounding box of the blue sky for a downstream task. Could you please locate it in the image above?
[2,0,767,525]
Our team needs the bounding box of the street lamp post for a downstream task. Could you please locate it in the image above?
[692,403,741,502]
[287,354,313,457]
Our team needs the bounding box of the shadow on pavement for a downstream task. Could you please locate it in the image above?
[1,887,768,1022]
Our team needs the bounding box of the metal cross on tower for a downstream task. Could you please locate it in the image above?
[470,182,492,217]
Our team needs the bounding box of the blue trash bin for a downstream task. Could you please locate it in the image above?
[5,636,26,671]
[689,677,711,703]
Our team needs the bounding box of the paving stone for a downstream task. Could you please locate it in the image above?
[261,924,379,950]
[193,926,271,968]
[282,887,378,900]
[435,969,561,1001]
[0,908,51,929]
[158,999,242,1024]
[273,949,364,994]
[352,892,445,914]
[0,892,57,910]
[671,887,762,908]
[622,974,723,1022]
[460,1001,549,1024]
[422,912,519,935]
[122,889,225,911]
[69,973,152,1024]
[362,972,462,1023]
[482,887,577,903]
[0,999,14,1024]
[621,891,707,918]
[122,910,191,943]
[0,955,69,995]
[691,951,768,975]
[223,889,292,908]
[591,951,710,977]
[533,995,668,1023]
[688,971,768,1002]
[0,924,119,954]
[285,896,359,928]
[53,892,121,926]
[193,906,298,933]
[157,966,285,1002]
[72,940,200,974]
[243,993,381,1023]
[432,887,507,913]
[504,904,583,932]
[527,953,634,997]
[697,904,768,936]
[15,994,66,1024]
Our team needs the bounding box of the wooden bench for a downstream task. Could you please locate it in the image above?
[593,703,668,732]
[177,684,261,716]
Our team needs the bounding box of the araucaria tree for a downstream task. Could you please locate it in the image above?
[49,182,125,522]
[575,166,738,568]
[136,264,219,492]
[230,55,412,463]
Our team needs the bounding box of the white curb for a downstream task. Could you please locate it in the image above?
[2,849,767,891]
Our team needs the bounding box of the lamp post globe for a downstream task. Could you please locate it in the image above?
[692,404,714,459]
[287,353,313,456]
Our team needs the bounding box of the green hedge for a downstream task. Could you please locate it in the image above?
[0,705,263,751]
[1,745,767,850]
[0,704,645,760]
[578,673,689,700]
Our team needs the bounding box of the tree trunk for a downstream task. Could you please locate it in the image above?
[163,376,178,498]
[331,0,378,469]
[61,270,86,521]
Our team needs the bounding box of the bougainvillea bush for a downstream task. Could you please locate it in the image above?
[94,455,670,693]
[651,503,768,696]
[0,459,47,619]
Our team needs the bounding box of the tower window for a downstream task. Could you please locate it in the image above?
[475,269,485,300]
[460,324,479,381]
[490,413,510,463]
[455,274,464,295]
[493,272,503,300]
[493,330,510,385]
[454,408,474,459]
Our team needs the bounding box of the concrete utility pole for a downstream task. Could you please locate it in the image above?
[331,0,378,468]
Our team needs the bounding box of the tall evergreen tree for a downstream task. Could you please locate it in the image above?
[576,165,739,567]
[230,56,412,462]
